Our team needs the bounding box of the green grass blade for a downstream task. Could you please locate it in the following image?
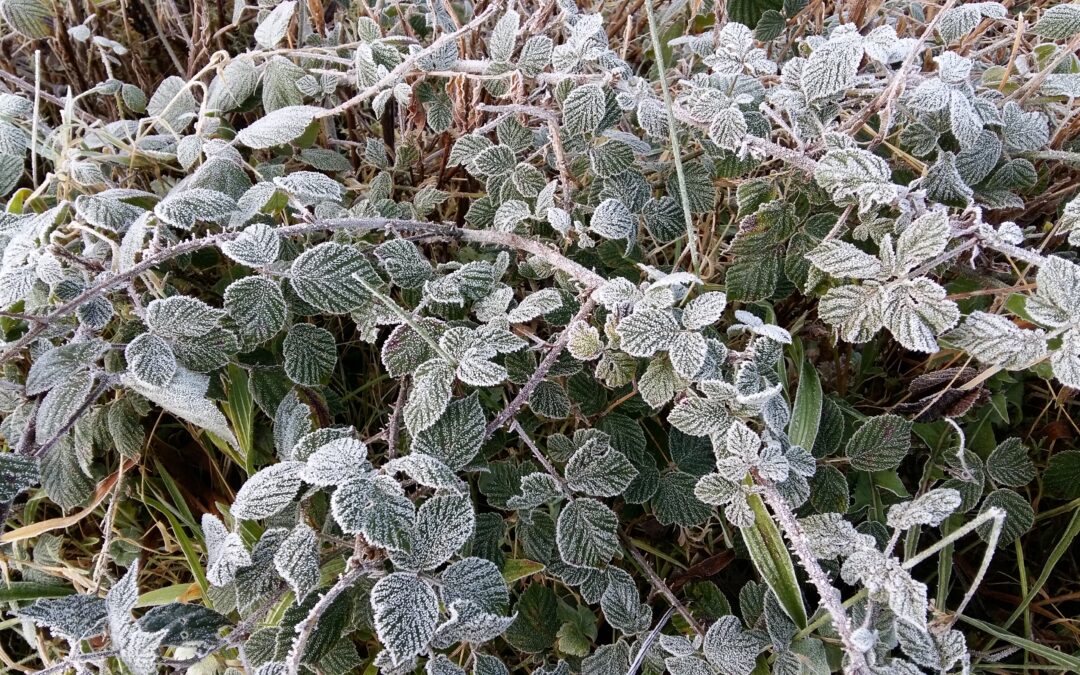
[743,492,808,628]
[789,353,822,451]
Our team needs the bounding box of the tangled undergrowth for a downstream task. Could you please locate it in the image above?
[1,0,1079,672]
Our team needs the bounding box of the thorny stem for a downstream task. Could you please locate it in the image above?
[485,294,598,439]
[318,3,500,119]
[286,563,376,675]
[622,534,706,637]
[755,476,870,675]
[510,419,570,495]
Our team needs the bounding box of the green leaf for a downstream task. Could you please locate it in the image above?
[653,470,712,527]
[1044,450,1080,499]
[845,414,912,472]
[727,0,782,28]
[789,354,822,451]
[741,492,807,628]
[504,584,559,653]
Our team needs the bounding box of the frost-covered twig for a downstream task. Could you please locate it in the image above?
[286,563,375,675]
[756,476,870,675]
[622,535,705,637]
[485,295,599,438]
[319,3,501,118]
[0,218,603,367]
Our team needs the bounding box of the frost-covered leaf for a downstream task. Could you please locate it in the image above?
[896,211,950,271]
[0,0,52,38]
[886,488,962,530]
[945,312,1047,370]
[518,35,553,76]
[124,368,238,449]
[300,437,368,486]
[375,239,432,289]
[202,513,251,587]
[563,84,606,136]
[986,438,1035,487]
[433,599,516,647]
[601,568,651,634]
[805,240,882,279]
[1033,4,1080,39]
[392,494,474,570]
[35,370,94,441]
[801,29,863,101]
[616,309,679,357]
[154,188,236,230]
[494,200,532,232]
[221,224,280,267]
[283,323,337,386]
[385,453,467,494]
[0,453,38,502]
[146,296,224,339]
[489,9,520,62]
[590,198,635,242]
[800,513,874,558]
[566,320,602,360]
[702,615,767,675]
[224,276,287,344]
[254,0,296,48]
[681,292,727,330]
[412,393,484,470]
[556,498,620,567]
[818,282,886,344]
[1027,256,1080,328]
[508,288,563,323]
[529,380,571,419]
[565,438,637,497]
[508,472,563,510]
[653,470,712,527]
[236,105,319,148]
[273,522,319,601]
[441,557,509,614]
[814,148,895,214]
[273,171,343,205]
[404,358,455,434]
[883,278,959,353]
[938,2,1006,43]
[1001,102,1049,152]
[370,573,439,664]
[230,461,304,520]
[978,488,1034,546]
[125,333,177,387]
[290,242,374,314]
[14,594,108,641]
